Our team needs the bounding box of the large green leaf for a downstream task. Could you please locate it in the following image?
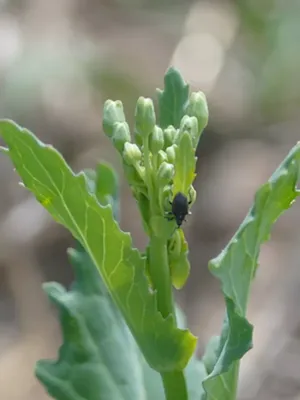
[0,120,197,372]
[157,67,189,129]
[202,143,300,398]
[36,242,205,400]
[36,171,160,400]
[141,306,207,400]
[36,244,146,400]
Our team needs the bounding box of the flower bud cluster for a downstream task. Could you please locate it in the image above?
[102,78,208,287]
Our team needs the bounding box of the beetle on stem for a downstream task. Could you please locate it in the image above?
[165,191,192,229]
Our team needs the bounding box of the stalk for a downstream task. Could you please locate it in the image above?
[161,371,188,400]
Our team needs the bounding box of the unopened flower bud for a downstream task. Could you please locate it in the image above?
[135,97,156,139]
[149,126,164,155]
[164,125,178,148]
[123,142,142,165]
[157,161,174,186]
[165,145,177,164]
[186,91,208,144]
[103,100,126,138]
[112,122,131,153]
[178,116,199,148]
[157,150,168,166]
[188,185,197,205]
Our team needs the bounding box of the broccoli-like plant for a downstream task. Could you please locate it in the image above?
[0,67,299,400]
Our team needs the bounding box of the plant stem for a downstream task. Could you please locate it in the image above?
[144,134,175,316]
[143,135,186,399]
[143,137,156,213]
[161,371,188,400]
[148,235,174,319]
[230,361,240,400]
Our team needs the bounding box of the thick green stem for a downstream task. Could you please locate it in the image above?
[161,371,188,400]
[230,362,240,400]
[144,134,175,317]
[144,134,187,399]
[148,235,174,319]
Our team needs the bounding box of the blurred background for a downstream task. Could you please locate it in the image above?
[0,0,300,399]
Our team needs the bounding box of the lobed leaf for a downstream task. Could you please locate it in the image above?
[36,242,206,400]
[0,120,197,372]
[36,245,146,400]
[202,143,300,398]
[157,67,189,129]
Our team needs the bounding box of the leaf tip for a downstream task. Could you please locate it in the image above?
[42,281,66,299]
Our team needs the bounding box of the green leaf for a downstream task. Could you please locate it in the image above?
[157,67,189,129]
[0,119,197,372]
[95,163,118,201]
[173,132,196,196]
[82,169,97,194]
[141,306,207,400]
[202,143,300,399]
[37,241,204,400]
[202,336,220,375]
[95,163,120,221]
[202,299,253,399]
[169,229,190,290]
[83,164,119,221]
[36,245,146,400]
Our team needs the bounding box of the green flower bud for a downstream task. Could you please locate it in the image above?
[186,91,208,143]
[135,97,156,139]
[178,116,199,148]
[165,144,177,164]
[157,150,168,165]
[123,142,142,165]
[112,122,131,153]
[188,185,197,206]
[163,125,178,148]
[157,161,174,186]
[149,126,164,155]
[103,100,126,138]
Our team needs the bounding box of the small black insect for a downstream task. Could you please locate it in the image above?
[165,191,192,228]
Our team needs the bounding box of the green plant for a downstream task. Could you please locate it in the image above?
[0,67,299,400]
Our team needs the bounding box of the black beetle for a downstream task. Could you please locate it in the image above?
[165,191,192,228]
